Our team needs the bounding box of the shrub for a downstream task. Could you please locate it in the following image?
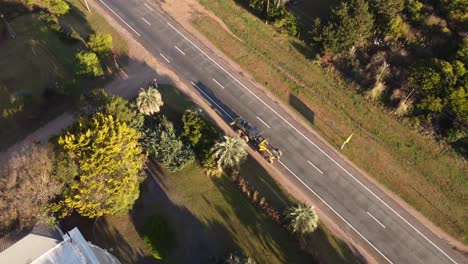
[88,33,113,57]
[182,109,219,158]
[141,215,174,260]
[45,0,70,16]
[75,51,104,77]
[142,117,195,171]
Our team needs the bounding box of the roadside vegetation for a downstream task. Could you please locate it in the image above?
[0,0,127,150]
[194,0,467,243]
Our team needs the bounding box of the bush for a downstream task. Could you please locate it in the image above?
[182,109,219,159]
[88,33,113,57]
[45,0,70,16]
[141,215,174,260]
[75,51,104,77]
[142,116,195,171]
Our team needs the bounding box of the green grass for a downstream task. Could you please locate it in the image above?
[0,0,128,150]
[78,85,361,264]
[194,0,468,243]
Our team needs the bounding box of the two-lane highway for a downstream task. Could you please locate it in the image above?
[95,0,467,263]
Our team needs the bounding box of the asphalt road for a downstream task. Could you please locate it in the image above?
[96,0,467,263]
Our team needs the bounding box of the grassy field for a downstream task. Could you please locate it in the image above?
[194,0,468,243]
[0,0,127,150]
[72,85,361,263]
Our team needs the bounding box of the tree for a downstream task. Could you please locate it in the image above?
[368,0,404,34]
[76,51,104,77]
[456,38,468,64]
[406,0,424,23]
[0,143,61,235]
[312,0,374,54]
[57,113,146,218]
[142,117,195,172]
[407,63,442,96]
[88,33,113,57]
[136,86,164,116]
[46,0,70,16]
[211,136,248,170]
[439,0,468,32]
[79,89,142,127]
[285,203,319,235]
[182,109,219,156]
[448,87,468,121]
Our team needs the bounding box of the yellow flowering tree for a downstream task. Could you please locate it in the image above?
[58,113,146,217]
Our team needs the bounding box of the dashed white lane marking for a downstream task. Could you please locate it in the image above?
[99,0,141,37]
[167,21,458,264]
[256,116,271,129]
[141,17,151,26]
[143,3,154,11]
[212,78,225,89]
[159,53,170,63]
[278,160,394,264]
[367,212,386,229]
[191,81,234,120]
[174,46,186,55]
[307,160,323,174]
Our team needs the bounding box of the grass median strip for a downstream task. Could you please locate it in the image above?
[194,0,467,243]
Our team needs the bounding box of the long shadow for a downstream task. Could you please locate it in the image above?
[289,93,343,147]
[62,166,241,264]
[190,80,238,124]
[212,176,314,263]
[131,164,241,264]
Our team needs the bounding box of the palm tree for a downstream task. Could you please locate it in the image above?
[285,203,319,235]
[136,86,163,115]
[211,136,247,170]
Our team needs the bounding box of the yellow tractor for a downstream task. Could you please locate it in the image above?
[230,117,282,163]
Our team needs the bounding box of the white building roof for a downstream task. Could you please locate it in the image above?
[0,226,119,264]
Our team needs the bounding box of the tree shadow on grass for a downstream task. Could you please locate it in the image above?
[239,156,293,211]
[64,166,241,264]
[131,163,241,264]
[212,176,314,264]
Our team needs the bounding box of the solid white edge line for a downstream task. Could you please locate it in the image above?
[191,81,234,120]
[307,160,323,174]
[278,160,394,264]
[174,46,186,55]
[212,78,225,89]
[166,21,459,264]
[99,0,141,37]
[141,17,151,26]
[256,116,271,129]
[143,2,154,11]
[367,212,386,229]
[159,53,170,63]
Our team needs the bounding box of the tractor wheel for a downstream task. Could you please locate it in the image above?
[277,149,283,157]
[243,135,249,142]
